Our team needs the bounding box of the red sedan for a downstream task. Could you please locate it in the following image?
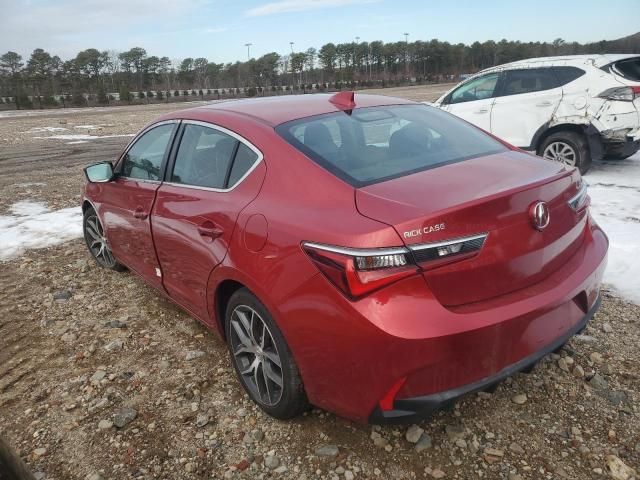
[82,92,607,423]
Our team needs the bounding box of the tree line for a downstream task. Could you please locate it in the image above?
[1,33,638,109]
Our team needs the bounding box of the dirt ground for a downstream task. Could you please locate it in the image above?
[0,86,638,480]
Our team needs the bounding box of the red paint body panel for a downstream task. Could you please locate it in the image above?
[159,93,414,127]
[151,161,266,319]
[356,151,588,305]
[83,94,608,423]
[89,178,164,291]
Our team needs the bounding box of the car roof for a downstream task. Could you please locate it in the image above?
[173,93,416,127]
[480,53,640,73]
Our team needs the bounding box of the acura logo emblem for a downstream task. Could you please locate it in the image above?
[530,201,550,231]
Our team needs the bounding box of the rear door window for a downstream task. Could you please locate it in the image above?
[170,123,261,189]
[552,66,586,85]
[228,143,259,186]
[500,68,559,96]
[277,105,507,187]
[171,124,238,189]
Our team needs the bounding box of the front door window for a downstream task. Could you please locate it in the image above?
[120,124,174,180]
[449,73,500,104]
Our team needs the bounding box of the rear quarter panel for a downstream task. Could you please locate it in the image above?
[205,130,404,337]
[557,66,639,131]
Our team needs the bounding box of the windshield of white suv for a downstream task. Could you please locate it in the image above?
[276,104,507,187]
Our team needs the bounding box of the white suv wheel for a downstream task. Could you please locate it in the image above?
[542,141,577,166]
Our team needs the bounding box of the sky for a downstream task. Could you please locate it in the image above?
[1,0,639,64]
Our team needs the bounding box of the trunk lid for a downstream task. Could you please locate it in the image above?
[355,150,586,306]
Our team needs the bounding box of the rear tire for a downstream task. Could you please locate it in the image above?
[225,288,309,419]
[539,131,591,174]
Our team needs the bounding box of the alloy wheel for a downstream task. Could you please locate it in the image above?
[84,214,117,268]
[229,305,284,406]
[542,141,577,166]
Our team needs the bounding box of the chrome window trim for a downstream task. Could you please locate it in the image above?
[567,183,588,211]
[302,241,409,257]
[119,178,162,185]
[408,233,488,252]
[117,119,179,182]
[165,119,264,193]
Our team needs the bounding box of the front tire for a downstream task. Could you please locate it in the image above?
[83,207,125,271]
[539,131,591,174]
[225,288,309,419]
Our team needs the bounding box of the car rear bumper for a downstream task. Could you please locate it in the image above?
[368,294,600,424]
[601,128,640,157]
[278,220,608,423]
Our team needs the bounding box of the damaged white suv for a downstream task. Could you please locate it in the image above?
[433,54,640,173]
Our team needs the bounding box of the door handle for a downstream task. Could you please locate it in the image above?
[133,208,148,220]
[197,222,224,239]
[536,101,553,107]
[473,108,489,114]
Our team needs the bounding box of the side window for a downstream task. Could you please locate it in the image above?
[171,124,238,189]
[228,143,259,186]
[121,124,174,180]
[449,73,500,104]
[501,68,559,96]
[553,66,586,85]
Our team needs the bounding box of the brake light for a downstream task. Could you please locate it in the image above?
[598,86,639,101]
[302,242,417,298]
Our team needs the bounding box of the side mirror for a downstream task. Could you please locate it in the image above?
[84,162,114,183]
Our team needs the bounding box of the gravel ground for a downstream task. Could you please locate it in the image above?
[0,87,638,480]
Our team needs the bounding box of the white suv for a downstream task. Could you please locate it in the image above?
[432,54,640,173]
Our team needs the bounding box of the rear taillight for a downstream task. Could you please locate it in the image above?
[302,242,417,298]
[303,235,489,298]
[568,181,590,212]
[598,86,639,101]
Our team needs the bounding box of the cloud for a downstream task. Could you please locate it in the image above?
[245,0,381,17]
[0,0,207,59]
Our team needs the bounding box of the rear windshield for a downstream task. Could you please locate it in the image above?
[610,58,640,81]
[276,105,507,187]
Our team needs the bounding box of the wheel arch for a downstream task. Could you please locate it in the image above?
[533,123,588,155]
[213,278,248,342]
[82,198,99,214]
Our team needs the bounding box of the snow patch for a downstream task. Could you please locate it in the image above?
[0,201,82,260]
[588,152,640,304]
[27,126,69,133]
[10,201,49,216]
